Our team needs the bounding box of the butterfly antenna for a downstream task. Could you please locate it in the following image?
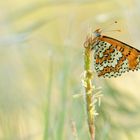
[102,21,118,32]
[104,29,121,33]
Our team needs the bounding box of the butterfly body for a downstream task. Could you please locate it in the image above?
[85,29,140,78]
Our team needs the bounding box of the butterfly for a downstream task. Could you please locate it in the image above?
[84,28,140,78]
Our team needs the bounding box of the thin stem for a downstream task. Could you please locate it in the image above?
[83,36,95,140]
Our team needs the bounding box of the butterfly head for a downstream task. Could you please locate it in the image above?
[93,28,102,37]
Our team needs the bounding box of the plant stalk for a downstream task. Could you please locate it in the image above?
[83,36,95,140]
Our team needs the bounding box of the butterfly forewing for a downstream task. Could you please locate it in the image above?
[92,36,140,78]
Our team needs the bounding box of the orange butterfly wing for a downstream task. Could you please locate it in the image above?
[93,36,140,78]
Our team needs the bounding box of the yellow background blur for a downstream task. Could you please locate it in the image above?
[0,0,140,140]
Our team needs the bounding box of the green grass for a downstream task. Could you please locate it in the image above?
[43,55,53,140]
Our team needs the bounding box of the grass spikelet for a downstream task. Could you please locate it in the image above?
[82,34,102,140]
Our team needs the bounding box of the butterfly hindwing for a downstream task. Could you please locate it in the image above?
[93,36,140,78]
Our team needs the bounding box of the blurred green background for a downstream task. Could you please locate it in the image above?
[0,0,140,140]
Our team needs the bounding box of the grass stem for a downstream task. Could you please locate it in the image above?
[83,35,95,140]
